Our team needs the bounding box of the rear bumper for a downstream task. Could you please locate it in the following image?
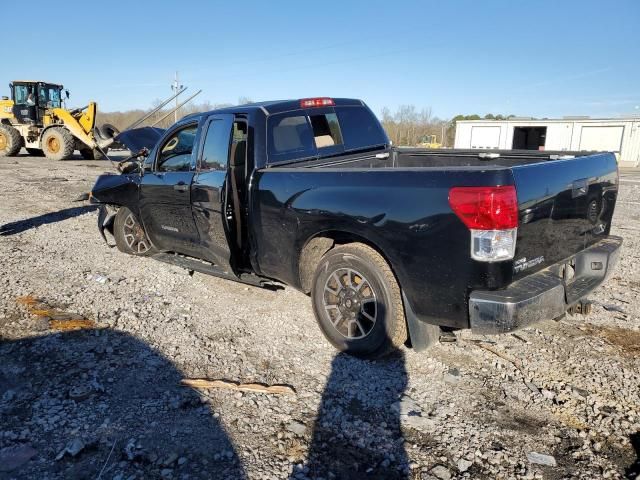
[469,236,622,334]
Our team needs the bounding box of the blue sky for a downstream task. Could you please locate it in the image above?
[1,0,638,119]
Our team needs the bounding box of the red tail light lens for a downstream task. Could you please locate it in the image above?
[300,98,335,108]
[449,185,518,230]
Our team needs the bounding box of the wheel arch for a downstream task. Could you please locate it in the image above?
[297,230,399,295]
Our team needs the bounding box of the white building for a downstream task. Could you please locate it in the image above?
[454,117,640,168]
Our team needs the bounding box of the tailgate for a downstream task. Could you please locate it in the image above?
[511,152,618,279]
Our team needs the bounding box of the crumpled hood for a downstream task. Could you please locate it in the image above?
[114,127,165,152]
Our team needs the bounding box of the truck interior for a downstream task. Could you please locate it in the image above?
[229,120,248,253]
[512,126,547,150]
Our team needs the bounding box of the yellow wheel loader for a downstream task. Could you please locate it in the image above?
[0,80,115,160]
[417,134,442,149]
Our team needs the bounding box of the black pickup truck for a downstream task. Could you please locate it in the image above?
[90,98,622,358]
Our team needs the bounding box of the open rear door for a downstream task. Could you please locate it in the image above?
[190,114,236,274]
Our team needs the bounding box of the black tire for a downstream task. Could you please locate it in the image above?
[26,148,45,156]
[113,207,156,256]
[80,147,109,160]
[0,124,22,157]
[41,127,74,160]
[99,123,120,140]
[80,148,94,160]
[311,243,408,359]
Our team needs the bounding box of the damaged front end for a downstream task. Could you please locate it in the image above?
[97,203,118,246]
[89,126,165,246]
[91,173,140,246]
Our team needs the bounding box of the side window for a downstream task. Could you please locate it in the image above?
[267,113,316,163]
[200,117,233,171]
[335,106,389,151]
[157,125,197,172]
[309,112,343,149]
[48,88,61,108]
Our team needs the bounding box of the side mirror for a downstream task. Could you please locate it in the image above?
[65,90,70,99]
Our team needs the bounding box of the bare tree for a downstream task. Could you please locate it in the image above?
[380,105,447,146]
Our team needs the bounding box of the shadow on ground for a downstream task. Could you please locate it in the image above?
[626,432,640,479]
[301,352,409,479]
[0,329,245,479]
[0,206,98,236]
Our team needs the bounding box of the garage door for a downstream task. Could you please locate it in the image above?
[470,126,501,149]
[579,126,624,152]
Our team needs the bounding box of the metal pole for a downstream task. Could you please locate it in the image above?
[174,72,179,123]
[150,90,202,127]
[172,72,183,124]
[123,87,187,131]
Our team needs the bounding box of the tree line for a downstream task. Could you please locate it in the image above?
[98,100,512,148]
[97,97,254,131]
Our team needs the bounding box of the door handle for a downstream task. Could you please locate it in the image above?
[173,183,189,192]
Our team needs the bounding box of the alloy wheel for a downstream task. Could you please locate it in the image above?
[123,213,151,254]
[322,268,377,339]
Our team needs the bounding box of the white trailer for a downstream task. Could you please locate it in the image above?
[454,117,640,168]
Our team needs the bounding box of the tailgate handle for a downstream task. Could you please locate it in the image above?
[571,179,588,198]
[173,182,189,192]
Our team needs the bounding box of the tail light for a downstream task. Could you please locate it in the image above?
[449,185,518,262]
[300,98,335,108]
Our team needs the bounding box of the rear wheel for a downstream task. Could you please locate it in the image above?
[26,148,45,156]
[80,148,94,160]
[41,127,74,160]
[0,124,22,157]
[311,243,408,359]
[113,207,156,256]
[80,147,108,160]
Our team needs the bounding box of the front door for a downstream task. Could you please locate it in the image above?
[191,114,235,272]
[139,122,201,255]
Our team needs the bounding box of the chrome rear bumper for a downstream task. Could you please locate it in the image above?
[469,236,622,334]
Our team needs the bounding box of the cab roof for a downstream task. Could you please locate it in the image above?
[200,98,365,117]
[12,80,63,87]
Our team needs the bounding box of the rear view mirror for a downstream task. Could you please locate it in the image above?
[65,90,70,99]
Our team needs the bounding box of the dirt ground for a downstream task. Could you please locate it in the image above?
[0,152,638,480]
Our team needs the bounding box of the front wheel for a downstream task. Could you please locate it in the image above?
[113,207,157,256]
[41,127,74,160]
[311,243,408,359]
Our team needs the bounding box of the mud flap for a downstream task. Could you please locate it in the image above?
[97,205,117,247]
[402,291,441,352]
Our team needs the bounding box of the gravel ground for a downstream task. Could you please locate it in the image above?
[0,152,638,480]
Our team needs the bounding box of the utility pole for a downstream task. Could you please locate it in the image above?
[171,71,184,124]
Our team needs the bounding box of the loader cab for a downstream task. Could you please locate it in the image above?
[9,81,64,125]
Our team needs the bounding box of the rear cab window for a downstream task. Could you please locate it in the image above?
[335,106,388,151]
[267,104,387,165]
